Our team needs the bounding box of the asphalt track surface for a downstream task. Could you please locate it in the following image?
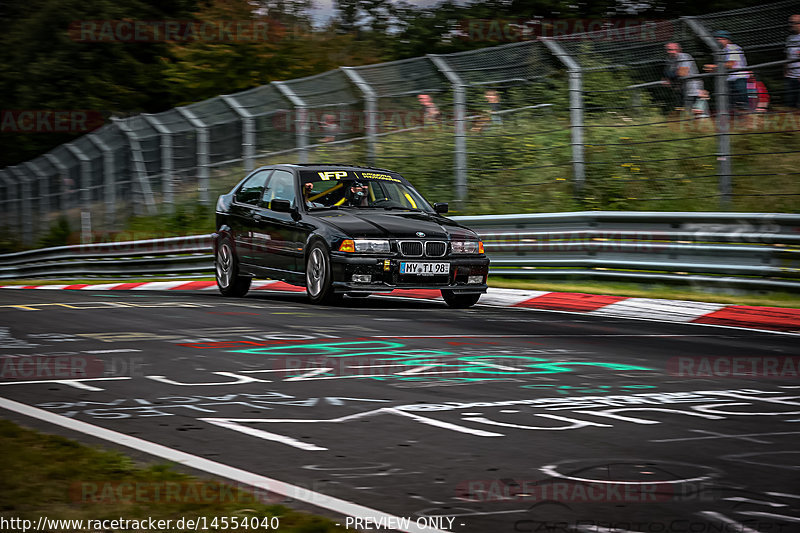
[1,288,799,533]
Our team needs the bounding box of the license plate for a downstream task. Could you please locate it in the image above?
[400,262,450,276]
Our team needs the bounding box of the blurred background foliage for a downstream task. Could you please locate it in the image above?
[0,0,771,168]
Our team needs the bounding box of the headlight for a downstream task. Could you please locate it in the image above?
[339,239,391,253]
[355,239,391,253]
[451,240,483,254]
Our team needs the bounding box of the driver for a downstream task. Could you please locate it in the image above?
[303,182,325,208]
[345,181,369,206]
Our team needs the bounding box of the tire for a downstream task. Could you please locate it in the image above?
[441,290,481,308]
[215,237,251,297]
[305,242,341,305]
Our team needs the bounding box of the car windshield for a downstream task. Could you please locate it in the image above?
[301,175,433,212]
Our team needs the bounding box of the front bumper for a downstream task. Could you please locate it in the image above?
[330,254,490,293]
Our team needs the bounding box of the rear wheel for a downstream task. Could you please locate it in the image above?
[441,290,481,308]
[306,242,341,305]
[215,238,251,297]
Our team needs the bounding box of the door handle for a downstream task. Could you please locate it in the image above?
[253,213,261,221]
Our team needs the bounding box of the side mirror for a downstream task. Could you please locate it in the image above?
[271,199,293,213]
[434,202,449,214]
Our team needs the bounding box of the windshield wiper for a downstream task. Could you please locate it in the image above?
[307,205,339,211]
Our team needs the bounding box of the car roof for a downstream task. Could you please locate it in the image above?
[278,163,397,173]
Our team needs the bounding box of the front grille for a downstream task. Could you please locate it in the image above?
[425,241,447,257]
[399,240,423,257]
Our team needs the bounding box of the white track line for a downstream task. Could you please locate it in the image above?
[696,512,763,533]
[0,396,447,533]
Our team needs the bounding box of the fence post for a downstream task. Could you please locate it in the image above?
[9,166,33,246]
[143,115,175,213]
[0,170,11,233]
[273,81,308,164]
[24,161,49,238]
[87,129,117,226]
[112,118,157,215]
[65,144,93,243]
[221,95,256,172]
[541,38,585,195]
[176,107,210,205]
[683,16,731,208]
[341,67,377,165]
[428,55,467,205]
[43,153,71,216]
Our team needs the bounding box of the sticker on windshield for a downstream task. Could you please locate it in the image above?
[359,172,402,182]
[317,171,350,180]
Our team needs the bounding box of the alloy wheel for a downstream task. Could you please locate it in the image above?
[306,247,325,297]
[216,243,232,288]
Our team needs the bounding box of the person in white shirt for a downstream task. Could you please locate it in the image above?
[704,30,750,112]
[786,14,800,108]
[664,42,705,115]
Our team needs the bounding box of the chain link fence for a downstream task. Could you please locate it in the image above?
[2,0,799,247]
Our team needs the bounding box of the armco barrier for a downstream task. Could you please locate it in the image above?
[0,212,798,291]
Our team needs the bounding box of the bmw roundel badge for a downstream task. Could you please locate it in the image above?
[416,232,426,237]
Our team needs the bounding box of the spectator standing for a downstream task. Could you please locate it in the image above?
[320,114,339,143]
[485,90,502,125]
[787,14,800,108]
[664,43,704,115]
[747,74,770,113]
[704,30,751,112]
[417,94,441,125]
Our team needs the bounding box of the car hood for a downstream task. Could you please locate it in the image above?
[313,210,477,240]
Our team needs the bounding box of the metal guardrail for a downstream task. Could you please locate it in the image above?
[0,235,214,279]
[1,212,798,291]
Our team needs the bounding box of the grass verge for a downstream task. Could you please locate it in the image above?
[0,419,346,532]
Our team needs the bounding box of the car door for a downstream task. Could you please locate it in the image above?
[229,169,273,265]
[254,169,302,273]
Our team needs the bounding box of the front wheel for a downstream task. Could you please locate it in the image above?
[441,290,481,308]
[215,238,251,297]
[306,242,341,305]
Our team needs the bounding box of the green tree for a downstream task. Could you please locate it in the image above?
[0,0,197,167]
[163,0,381,104]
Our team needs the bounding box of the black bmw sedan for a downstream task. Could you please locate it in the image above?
[213,164,489,307]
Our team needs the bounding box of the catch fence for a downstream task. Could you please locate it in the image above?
[1,0,798,247]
